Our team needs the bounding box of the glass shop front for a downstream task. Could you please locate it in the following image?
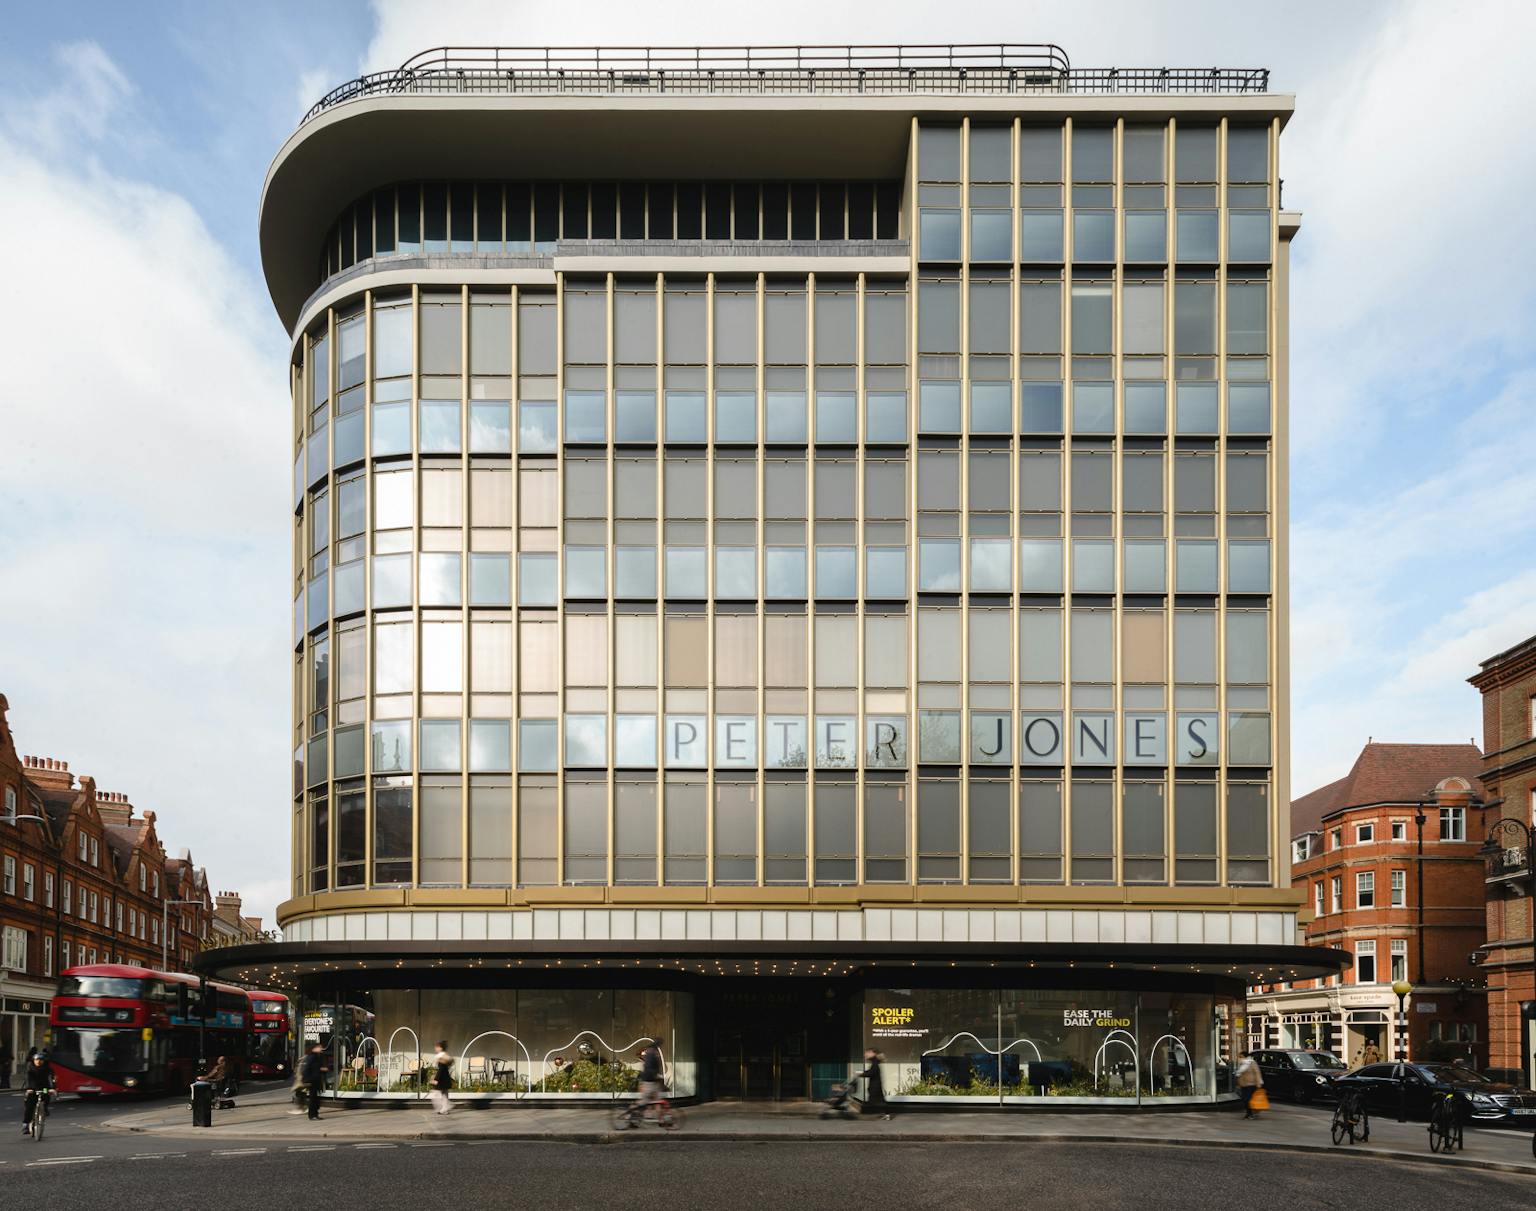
[863,986,1243,1105]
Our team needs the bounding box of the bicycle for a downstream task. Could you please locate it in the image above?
[25,1089,51,1143]
[1427,1091,1463,1154]
[1330,1089,1369,1145]
[611,1093,683,1131]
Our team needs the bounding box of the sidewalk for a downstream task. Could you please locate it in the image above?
[101,1087,1536,1174]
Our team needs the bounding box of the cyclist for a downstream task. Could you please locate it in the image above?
[633,1041,664,1120]
[21,1052,53,1136]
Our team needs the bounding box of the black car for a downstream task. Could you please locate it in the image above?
[1253,1049,1347,1103]
[1331,1061,1536,1124]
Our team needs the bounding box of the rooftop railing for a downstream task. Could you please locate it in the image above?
[301,45,1272,123]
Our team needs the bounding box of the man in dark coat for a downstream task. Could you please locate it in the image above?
[298,1043,326,1120]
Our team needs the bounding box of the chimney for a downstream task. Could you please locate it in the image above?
[22,755,75,791]
[215,891,243,912]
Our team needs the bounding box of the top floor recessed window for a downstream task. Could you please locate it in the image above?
[1355,822,1374,844]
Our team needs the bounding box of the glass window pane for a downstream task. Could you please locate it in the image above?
[918,539,961,592]
[920,210,961,260]
[518,553,557,606]
[518,402,557,453]
[970,210,1012,260]
[420,552,462,606]
[616,390,658,442]
[815,546,856,598]
[564,391,606,443]
[1019,210,1064,261]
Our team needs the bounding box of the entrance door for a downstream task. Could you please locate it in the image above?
[712,1026,809,1100]
[707,984,827,1101]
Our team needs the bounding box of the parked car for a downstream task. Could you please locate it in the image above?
[1253,1049,1347,1103]
[1331,1061,1536,1124]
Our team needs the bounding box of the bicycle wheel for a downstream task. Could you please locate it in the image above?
[32,1109,45,1144]
[1356,1111,1369,1143]
[610,1104,635,1131]
[1331,1113,1347,1146]
[657,1103,683,1131]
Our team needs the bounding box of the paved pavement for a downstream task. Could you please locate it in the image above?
[86,1084,1536,1174]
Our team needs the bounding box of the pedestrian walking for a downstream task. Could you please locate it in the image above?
[1234,1050,1264,1118]
[297,1043,326,1120]
[859,1048,890,1118]
[429,1040,454,1115]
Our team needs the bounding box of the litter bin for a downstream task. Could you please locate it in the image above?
[191,1080,213,1127]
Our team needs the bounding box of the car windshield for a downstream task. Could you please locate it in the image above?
[1293,1052,1345,1070]
[1416,1063,1490,1084]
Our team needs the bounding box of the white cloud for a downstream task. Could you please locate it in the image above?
[0,44,292,928]
[4,41,132,151]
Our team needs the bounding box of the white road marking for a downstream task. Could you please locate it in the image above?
[409,1142,453,1147]
[355,1143,398,1149]
[212,1148,267,1156]
[130,1153,187,1160]
[26,1157,100,1167]
[288,1145,335,1152]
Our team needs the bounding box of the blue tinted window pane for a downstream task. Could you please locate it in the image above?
[918,381,961,432]
[765,392,807,443]
[420,400,461,453]
[1175,383,1219,434]
[564,391,606,443]
[1124,211,1167,262]
[1019,210,1064,261]
[715,548,757,599]
[1228,541,1271,593]
[420,720,461,772]
[564,547,607,598]
[1072,211,1114,261]
[1072,382,1114,433]
[615,547,657,598]
[334,410,365,467]
[518,720,557,772]
[307,425,329,486]
[1124,382,1167,434]
[1227,383,1271,434]
[614,716,658,768]
[470,554,511,606]
[918,539,962,592]
[866,392,907,443]
[766,547,806,599]
[1228,211,1272,262]
[815,546,856,598]
[306,572,328,631]
[420,552,462,605]
[372,720,411,773]
[564,715,607,767]
[815,393,856,443]
[615,390,657,443]
[1019,539,1063,592]
[920,209,961,260]
[1175,540,1218,592]
[519,402,557,453]
[665,392,706,442]
[865,548,907,598]
[372,554,412,608]
[970,210,1012,261]
[665,547,706,597]
[469,720,512,772]
[716,392,756,443]
[970,382,1011,433]
[469,401,512,453]
[969,539,1012,591]
[1071,540,1115,593]
[1176,211,1219,261]
[1020,383,1064,433]
[372,402,410,455]
[1123,541,1167,593]
[334,559,365,615]
[518,553,557,606]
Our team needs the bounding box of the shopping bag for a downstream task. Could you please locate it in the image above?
[1249,1087,1270,1112]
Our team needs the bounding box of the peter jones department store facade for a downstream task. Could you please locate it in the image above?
[204,45,1344,1106]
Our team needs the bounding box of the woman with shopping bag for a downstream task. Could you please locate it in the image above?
[1235,1050,1267,1118]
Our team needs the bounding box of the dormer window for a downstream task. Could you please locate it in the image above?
[90,837,98,867]
[78,833,88,861]
[139,866,146,892]
[1291,837,1310,864]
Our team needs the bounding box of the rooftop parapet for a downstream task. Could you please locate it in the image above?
[303,44,1270,123]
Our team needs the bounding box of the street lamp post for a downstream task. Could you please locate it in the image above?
[1392,979,1413,1121]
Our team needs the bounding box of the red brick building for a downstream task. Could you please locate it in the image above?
[0,693,227,1084]
[1469,634,1536,1085]
[1247,743,1489,1065]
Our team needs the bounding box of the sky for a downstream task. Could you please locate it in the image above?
[1,0,1534,929]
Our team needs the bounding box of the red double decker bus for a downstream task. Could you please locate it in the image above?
[48,964,250,1095]
[245,989,293,1078]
